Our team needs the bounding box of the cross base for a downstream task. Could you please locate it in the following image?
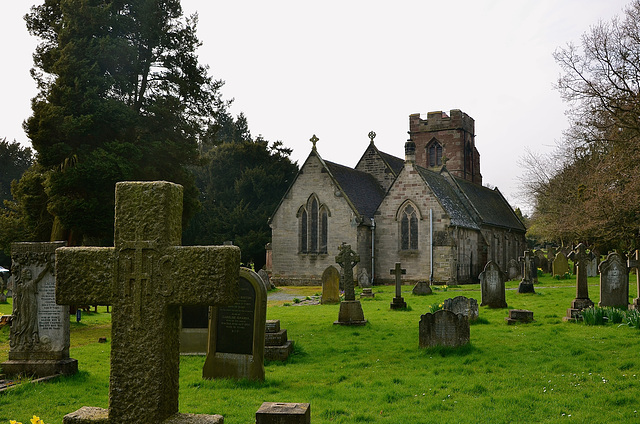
[360,288,375,298]
[334,300,367,326]
[62,407,224,424]
[571,297,594,310]
[517,281,535,294]
[390,297,407,309]
[1,358,77,378]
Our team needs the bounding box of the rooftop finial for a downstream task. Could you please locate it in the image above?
[310,134,319,151]
[368,131,376,144]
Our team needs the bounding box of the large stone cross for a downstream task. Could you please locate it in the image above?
[568,243,594,303]
[390,263,406,299]
[56,181,240,423]
[517,250,535,293]
[335,243,359,301]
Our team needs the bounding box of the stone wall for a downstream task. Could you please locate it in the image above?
[354,144,397,192]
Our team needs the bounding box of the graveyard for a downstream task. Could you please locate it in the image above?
[1,273,640,423]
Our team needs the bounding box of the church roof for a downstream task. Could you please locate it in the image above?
[415,166,480,230]
[453,177,526,232]
[325,160,386,220]
[378,151,404,175]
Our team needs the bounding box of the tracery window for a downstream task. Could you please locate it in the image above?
[400,204,418,250]
[428,140,443,167]
[298,195,329,254]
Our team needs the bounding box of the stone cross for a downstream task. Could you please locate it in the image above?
[568,243,594,301]
[628,250,640,309]
[310,134,319,150]
[335,243,359,301]
[56,181,240,424]
[517,250,535,293]
[368,131,376,143]
[390,263,406,299]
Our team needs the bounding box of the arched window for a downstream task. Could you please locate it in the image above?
[400,204,418,250]
[299,195,329,254]
[428,141,443,167]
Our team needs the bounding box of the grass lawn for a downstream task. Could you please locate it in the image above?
[1,275,639,423]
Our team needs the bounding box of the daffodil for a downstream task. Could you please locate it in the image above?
[10,420,22,424]
[30,416,43,424]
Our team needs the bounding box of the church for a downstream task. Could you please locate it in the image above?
[268,109,526,286]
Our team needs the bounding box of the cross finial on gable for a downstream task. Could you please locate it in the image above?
[310,134,319,151]
[368,131,376,144]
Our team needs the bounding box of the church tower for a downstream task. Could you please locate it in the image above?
[409,110,482,185]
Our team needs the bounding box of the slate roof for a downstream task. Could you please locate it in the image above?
[415,166,480,230]
[325,160,386,220]
[378,151,404,175]
[453,177,526,231]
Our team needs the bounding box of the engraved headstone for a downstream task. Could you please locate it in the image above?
[1,242,77,377]
[321,266,340,304]
[586,256,599,278]
[443,295,479,320]
[358,268,371,288]
[203,267,267,380]
[479,261,507,308]
[334,244,366,326]
[390,262,407,309]
[419,309,470,348]
[506,258,520,281]
[505,309,534,325]
[264,319,294,361]
[412,280,432,296]
[599,252,628,308]
[56,181,239,424]
[552,251,569,277]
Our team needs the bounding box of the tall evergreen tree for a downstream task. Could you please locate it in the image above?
[21,0,225,245]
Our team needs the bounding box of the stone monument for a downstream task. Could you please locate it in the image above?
[553,251,569,277]
[256,402,311,424]
[203,267,267,381]
[419,309,470,348]
[358,268,372,288]
[390,262,407,309]
[321,265,340,304]
[628,250,640,310]
[479,261,507,308]
[334,243,366,326]
[598,252,628,309]
[56,181,240,424]
[517,251,536,293]
[1,242,77,378]
[506,258,520,281]
[443,296,479,321]
[264,319,295,361]
[564,243,595,321]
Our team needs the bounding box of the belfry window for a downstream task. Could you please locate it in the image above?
[298,195,329,254]
[400,204,418,250]
[428,141,443,167]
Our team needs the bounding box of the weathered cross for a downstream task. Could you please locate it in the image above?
[628,250,640,309]
[518,251,533,283]
[390,262,406,299]
[335,243,359,301]
[310,134,319,150]
[568,243,594,301]
[56,181,240,423]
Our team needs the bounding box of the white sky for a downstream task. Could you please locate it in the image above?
[0,1,631,213]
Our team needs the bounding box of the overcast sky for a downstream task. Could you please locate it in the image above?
[0,1,631,213]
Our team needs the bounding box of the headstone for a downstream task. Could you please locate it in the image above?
[553,251,569,277]
[358,268,371,288]
[1,242,78,378]
[264,319,294,361]
[360,287,375,298]
[256,402,311,424]
[258,268,275,290]
[629,250,640,310]
[179,305,209,355]
[412,281,432,296]
[586,256,599,278]
[505,309,534,325]
[599,252,628,308]
[321,266,340,304]
[546,247,557,274]
[203,267,267,380]
[390,262,407,309]
[534,249,547,275]
[564,243,595,321]
[479,261,507,308]
[419,309,470,348]
[334,243,366,326]
[56,181,239,424]
[517,251,535,293]
[506,258,520,281]
[443,295,478,320]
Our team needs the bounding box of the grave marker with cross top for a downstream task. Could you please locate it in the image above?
[56,181,240,424]
[629,250,640,310]
[390,262,407,309]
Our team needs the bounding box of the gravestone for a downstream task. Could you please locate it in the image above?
[419,309,470,348]
[179,305,209,355]
[506,258,520,281]
[629,250,640,310]
[564,243,595,321]
[443,295,478,320]
[360,287,375,298]
[258,268,275,290]
[517,251,535,293]
[256,402,311,424]
[546,247,557,274]
[553,251,569,277]
[586,256,599,278]
[505,309,534,325]
[334,243,366,326]
[412,280,432,296]
[264,319,295,361]
[358,268,371,288]
[203,267,267,380]
[599,252,628,309]
[534,250,548,275]
[56,181,239,424]
[1,242,77,378]
[479,261,507,308]
[390,262,407,309]
[321,266,340,304]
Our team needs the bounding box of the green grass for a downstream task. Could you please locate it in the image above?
[1,275,640,423]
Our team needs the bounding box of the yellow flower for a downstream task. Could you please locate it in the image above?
[11,420,22,424]
[30,417,43,424]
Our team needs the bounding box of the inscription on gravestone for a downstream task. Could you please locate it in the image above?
[215,277,256,355]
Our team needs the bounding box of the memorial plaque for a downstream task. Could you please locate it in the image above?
[215,277,256,355]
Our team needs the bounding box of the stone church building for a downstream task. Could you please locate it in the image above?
[268,110,526,285]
